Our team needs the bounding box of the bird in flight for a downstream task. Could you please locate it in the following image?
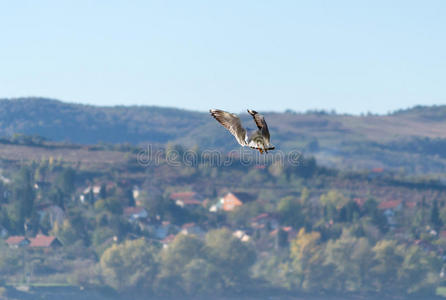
[210,109,275,154]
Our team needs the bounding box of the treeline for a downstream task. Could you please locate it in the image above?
[1,149,446,297]
[256,229,440,296]
[95,229,256,296]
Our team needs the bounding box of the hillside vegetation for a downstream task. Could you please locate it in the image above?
[2,98,446,176]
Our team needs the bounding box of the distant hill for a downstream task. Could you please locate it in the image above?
[0,97,206,144]
[2,97,446,175]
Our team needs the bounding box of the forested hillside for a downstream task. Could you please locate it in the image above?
[2,98,446,176]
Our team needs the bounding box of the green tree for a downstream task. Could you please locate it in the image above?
[277,196,305,228]
[8,166,35,233]
[205,228,256,289]
[156,234,205,294]
[350,237,374,291]
[398,245,440,295]
[430,199,442,229]
[57,168,76,197]
[100,238,158,292]
[289,228,327,291]
[182,258,223,295]
[51,220,77,245]
[371,240,403,293]
[320,190,348,210]
[99,183,107,199]
[324,231,358,291]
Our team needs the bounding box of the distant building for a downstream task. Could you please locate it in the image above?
[270,227,298,244]
[233,230,250,242]
[133,186,140,199]
[378,200,403,227]
[80,185,102,203]
[251,213,279,231]
[5,236,29,248]
[211,192,256,212]
[378,200,402,210]
[29,234,62,249]
[83,185,101,196]
[181,223,205,237]
[123,206,148,222]
[170,191,203,208]
[152,221,179,240]
[161,234,176,248]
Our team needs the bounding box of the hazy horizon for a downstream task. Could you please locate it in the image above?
[0,95,438,116]
[2,1,445,115]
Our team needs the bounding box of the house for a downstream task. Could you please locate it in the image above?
[29,234,62,248]
[80,185,102,203]
[378,200,403,210]
[161,234,176,248]
[123,206,148,222]
[378,200,403,227]
[251,213,279,231]
[5,236,29,248]
[233,230,251,242]
[153,221,179,240]
[220,192,255,211]
[405,201,417,209]
[180,223,205,237]
[132,186,141,200]
[170,192,203,208]
[269,226,298,246]
[209,201,223,212]
[83,185,101,196]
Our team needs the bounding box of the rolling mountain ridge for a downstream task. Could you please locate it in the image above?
[2,97,446,175]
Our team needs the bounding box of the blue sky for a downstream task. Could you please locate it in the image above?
[1,1,445,114]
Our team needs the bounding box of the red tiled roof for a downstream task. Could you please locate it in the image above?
[405,201,417,209]
[179,199,202,205]
[123,206,146,216]
[29,234,59,248]
[222,193,244,211]
[378,200,402,210]
[251,213,269,222]
[270,227,294,236]
[6,236,27,245]
[182,222,196,229]
[372,167,384,173]
[170,192,196,200]
[162,234,176,244]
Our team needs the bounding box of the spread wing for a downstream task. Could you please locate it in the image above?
[247,109,270,142]
[210,109,247,146]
